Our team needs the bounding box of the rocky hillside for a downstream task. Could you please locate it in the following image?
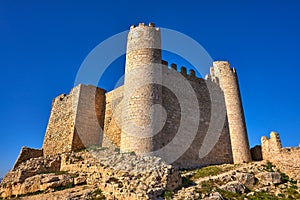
[0,147,299,200]
[174,161,300,200]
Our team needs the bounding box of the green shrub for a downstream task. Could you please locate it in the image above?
[55,171,68,175]
[263,161,275,172]
[89,188,106,200]
[74,147,86,152]
[286,188,300,199]
[280,172,290,183]
[114,147,120,153]
[74,155,84,161]
[180,177,195,188]
[200,181,214,193]
[163,190,173,199]
[216,188,245,200]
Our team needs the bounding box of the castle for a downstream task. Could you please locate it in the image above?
[16,23,252,169]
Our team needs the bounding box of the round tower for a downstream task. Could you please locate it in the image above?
[121,22,162,154]
[212,61,251,163]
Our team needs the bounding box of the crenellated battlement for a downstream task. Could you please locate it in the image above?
[261,131,282,152]
[261,132,300,180]
[161,60,200,80]
[130,22,158,30]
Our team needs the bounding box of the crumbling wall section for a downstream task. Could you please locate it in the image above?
[12,147,43,170]
[42,87,78,156]
[262,132,300,180]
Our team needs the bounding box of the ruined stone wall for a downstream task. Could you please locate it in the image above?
[250,145,263,161]
[262,132,300,180]
[103,86,123,147]
[42,88,78,156]
[42,84,105,156]
[12,147,43,170]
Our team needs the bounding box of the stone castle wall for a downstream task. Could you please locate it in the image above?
[42,88,77,155]
[158,63,233,168]
[261,132,300,180]
[42,84,105,156]
[99,61,234,168]
[103,86,123,147]
[12,147,43,170]
[72,85,106,149]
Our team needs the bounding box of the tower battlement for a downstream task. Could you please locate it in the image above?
[130,22,157,29]
[161,60,199,80]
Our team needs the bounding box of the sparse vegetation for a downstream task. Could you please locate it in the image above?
[114,147,120,153]
[285,187,300,199]
[163,190,173,199]
[263,161,276,172]
[71,173,79,178]
[180,177,195,188]
[121,151,136,156]
[189,165,234,180]
[54,171,68,175]
[18,190,44,197]
[87,146,108,151]
[195,180,283,200]
[280,172,290,183]
[74,155,84,161]
[200,181,214,193]
[88,188,106,200]
[218,189,281,200]
[53,182,74,191]
[74,147,87,152]
[106,177,123,187]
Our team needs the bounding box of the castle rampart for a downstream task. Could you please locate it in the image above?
[261,132,300,180]
[103,86,123,147]
[42,84,105,156]
[12,147,43,170]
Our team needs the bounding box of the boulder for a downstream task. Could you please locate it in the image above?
[256,172,281,185]
[236,172,256,187]
[220,181,246,193]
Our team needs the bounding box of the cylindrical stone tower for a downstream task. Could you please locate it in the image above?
[212,61,251,163]
[121,22,162,154]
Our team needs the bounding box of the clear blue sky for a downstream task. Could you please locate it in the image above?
[0,0,299,177]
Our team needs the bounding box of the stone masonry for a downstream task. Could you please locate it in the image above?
[261,132,300,180]
[42,84,106,155]
[210,62,251,163]
[13,22,252,170]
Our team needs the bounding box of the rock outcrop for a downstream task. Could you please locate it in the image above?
[1,146,300,200]
[0,147,181,199]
